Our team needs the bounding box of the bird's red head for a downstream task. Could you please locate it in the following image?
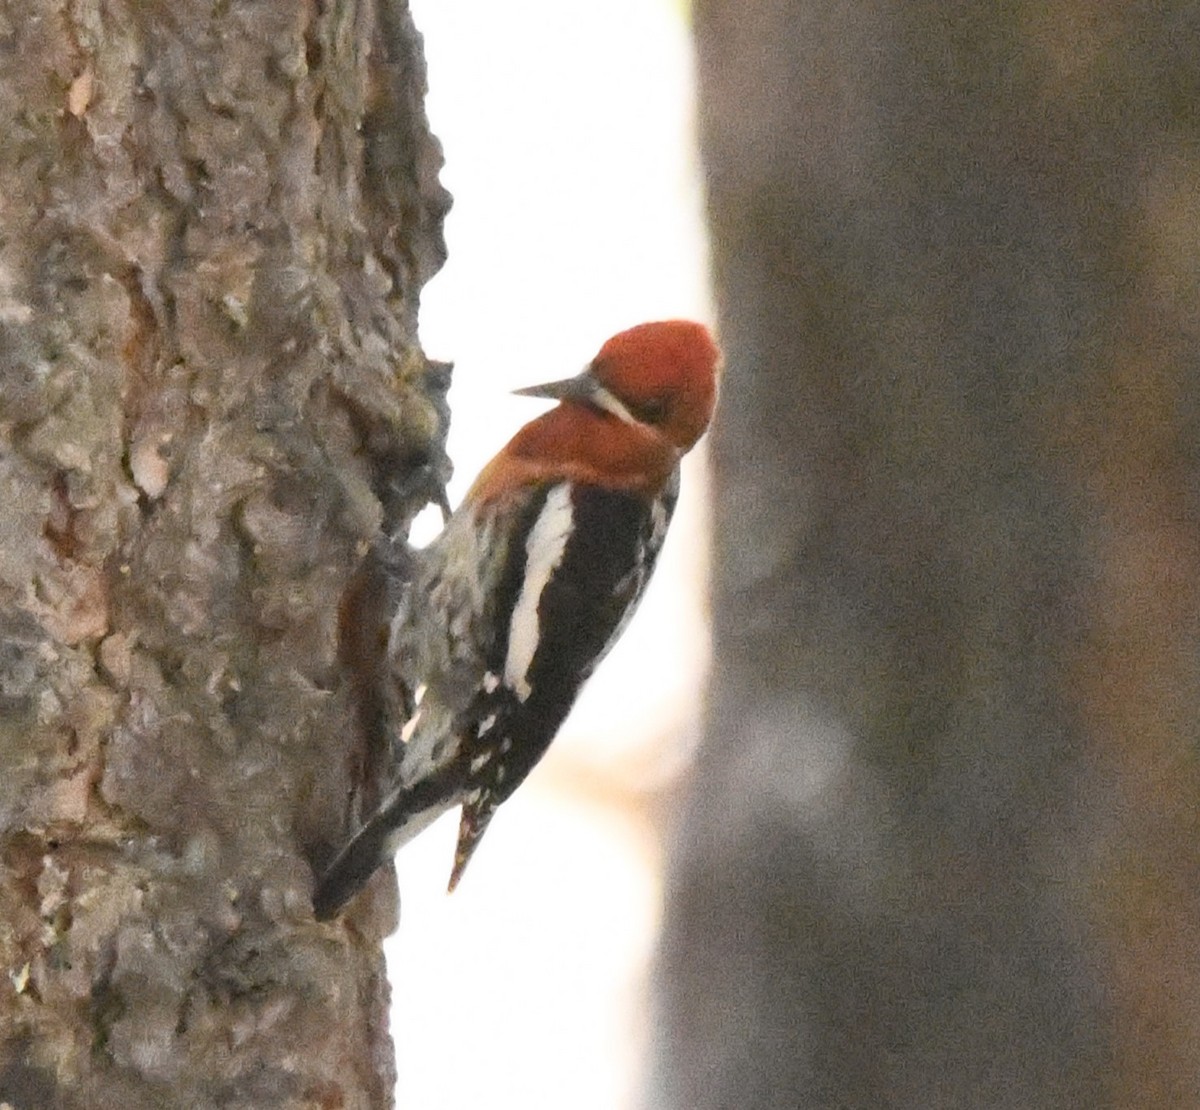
[515,320,720,453]
[588,320,720,451]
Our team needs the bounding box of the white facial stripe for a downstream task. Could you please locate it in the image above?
[505,484,574,701]
[590,384,640,426]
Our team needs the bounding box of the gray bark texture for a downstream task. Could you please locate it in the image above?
[655,3,1200,1109]
[0,0,449,1106]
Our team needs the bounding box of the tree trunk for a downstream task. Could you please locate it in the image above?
[655,3,1200,1107]
[0,0,449,1105]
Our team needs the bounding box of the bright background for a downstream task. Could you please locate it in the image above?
[388,1,710,1106]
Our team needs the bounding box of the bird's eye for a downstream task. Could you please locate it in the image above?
[634,398,668,424]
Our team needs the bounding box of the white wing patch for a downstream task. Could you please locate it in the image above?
[504,484,574,701]
[649,495,670,548]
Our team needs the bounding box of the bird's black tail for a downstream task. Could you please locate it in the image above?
[312,770,461,921]
[313,812,399,922]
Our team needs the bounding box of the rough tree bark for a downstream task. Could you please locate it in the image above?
[0,1,449,1106]
[655,4,1200,1108]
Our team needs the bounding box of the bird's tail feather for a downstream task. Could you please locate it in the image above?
[313,771,460,920]
[447,792,497,892]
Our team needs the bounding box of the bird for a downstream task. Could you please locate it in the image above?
[313,320,720,920]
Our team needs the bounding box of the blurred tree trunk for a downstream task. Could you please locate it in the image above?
[0,0,448,1105]
[655,3,1200,1108]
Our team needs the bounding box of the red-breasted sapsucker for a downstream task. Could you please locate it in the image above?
[313,320,720,919]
